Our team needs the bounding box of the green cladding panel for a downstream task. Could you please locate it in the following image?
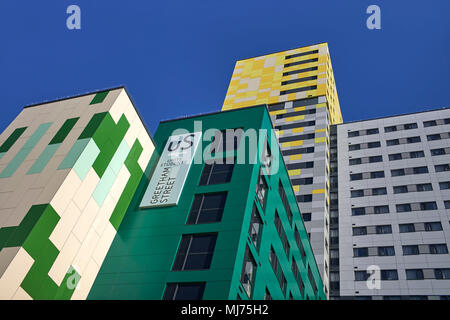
[88,106,325,300]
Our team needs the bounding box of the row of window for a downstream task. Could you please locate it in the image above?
[350,164,450,181]
[354,267,450,282]
[353,243,448,257]
[352,221,443,236]
[350,182,449,197]
[351,201,450,216]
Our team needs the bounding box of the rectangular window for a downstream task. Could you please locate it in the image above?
[396,203,412,213]
[348,144,361,151]
[429,244,448,254]
[413,166,429,174]
[256,170,268,210]
[384,126,397,133]
[353,226,367,236]
[187,193,227,224]
[374,205,390,214]
[280,85,317,96]
[241,246,257,298]
[351,190,364,198]
[371,171,385,179]
[423,120,437,127]
[279,181,293,225]
[172,234,218,271]
[302,213,312,222]
[349,158,362,166]
[393,185,408,194]
[406,269,424,280]
[367,141,381,148]
[420,202,437,210]
[199,159,234,185]
[389,153,402,161]
[350,173,363,181]
[294,226,306,264]
[285,50,319,60]
[424,222,442,231]
[381,270,398,280]
[417,183,433,192]
[378,246,395,256]
[431,148,446,156]
[399,223,415,233]
[445,201,450,209]
[163,282,205,300]
[404,123,418,130]
[391,169,405,177]
[297,194,312,202]
[410,151,425,158]
[439,181,450,190]
[434,268,450,280]
[376,225,392,234]
[402,245,419,255]
[369,155,383,163]
[353,247,369,257]
[355,271,369,281]
[249,204,263,251]
[352,207,366,216]
[435,164,450,172]
[427,134,441,141]
[372,187,387,196]
[387,139,400,146]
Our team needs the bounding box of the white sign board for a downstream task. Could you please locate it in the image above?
[140,132,202,208]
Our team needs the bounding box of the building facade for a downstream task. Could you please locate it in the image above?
[88,105,325,300]
[335,108,450,300]
[222,43,343,295]
[0,87,154,299]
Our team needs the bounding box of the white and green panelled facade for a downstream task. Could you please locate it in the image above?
[0,87,154,299]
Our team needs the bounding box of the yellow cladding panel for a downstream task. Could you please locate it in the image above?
[312,189,325,194]
[294,106,306,112]
[315,137,327,144]
[288,169,301,176]
[282,140,303,148]
[289,154,302,161]
[285,115,305,122]
[292,127,304,133]
[269,109,286,116]
[293,185,300,192]
[315,128,326,133]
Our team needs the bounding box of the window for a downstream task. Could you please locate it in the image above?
[163,283,206,300]
[349,158,362,166]
[439,181,450,190]
[187,193,227,224]
[431,148,446,156]
[355,271,369,281]
[348,131,360,137]
[376,225,392,234]
[307,267,317,296]
[172,234,218,270]
[384,126,397,133]
[381,270,398,280]
[427,133,441,141]
[292,259,305,296]
[351,190,364,198]
[429,244,448,254]
[371,171,385,179]
[396,204,412,212]
[413,166,428,174]
[399,224,415,233]
[294,226,306,264]
[420,202,437,210]
[279,181,293,225]
[393,185,408,194]
[391,169,405,177]
[410,151,425,158]
[369,155,383,163]
[424,222,442,231]
[374,205,390,214]
[349,144,361,151]
[417,183,433,192]
[424,120,437,127]
[367,141,381,148]
[352,207,366,216]
[372,187,387,196]
[434,268,450,280]
[302,213,312,221]
[350,173,363,181]
[435,164,450,172]
[389,153,402,161]
[297,194,312,202]
[387,139,400,146]
[366,128,379,135]
[270,247,287,296]
[378,246,395,256]
[241,247,257,298]
[406,269,424,280]
[353,247,369,257]
[402,245,419,255]
[445,201,450,209]
[199,159,234,185]
[274,211,290,258]
[256,170,268,210]
[404,123,418,130]
[353,226,367,236]
[249,205,263,251]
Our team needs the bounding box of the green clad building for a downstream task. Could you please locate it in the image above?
[88,105,325,300]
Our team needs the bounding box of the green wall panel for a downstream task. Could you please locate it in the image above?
[0,127,27,153]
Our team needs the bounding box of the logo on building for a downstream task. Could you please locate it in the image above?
[140,132,202,208]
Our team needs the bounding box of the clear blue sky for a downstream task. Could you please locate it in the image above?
[0,0,449,134]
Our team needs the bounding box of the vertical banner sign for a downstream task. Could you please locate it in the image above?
[140,132,202,208]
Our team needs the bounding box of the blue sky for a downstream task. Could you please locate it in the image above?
[0,0,449,134]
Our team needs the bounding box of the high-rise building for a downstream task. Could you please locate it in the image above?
[333,107,450,300]
[0,87,154,299]
[222,42,343,295]
[88,105,325,300]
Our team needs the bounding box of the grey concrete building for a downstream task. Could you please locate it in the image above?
[332,107,450,300]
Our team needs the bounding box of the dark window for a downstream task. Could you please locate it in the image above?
[387,139,400,146]
[348,144,361,151]
[292,177,313,185]
[270,247,287,296]
[307,266,318,296]
[368,141,381,148]
[284,57,318,68]
[407,136,421,143]
[439,181,450,190]
[163,283,205,300]
[420,202,437,210]
[376,225,392,234]
[389,153,402,161]
[396,203,412,212]
[302,213,312,221]
[371,171,385,179]
[431,148,446,156]
[281,76,318,86]
[285,49,319,60]
[350,173,363,181]
[413,166,428,174]
[297,194,313,202]
[249,205,263,251]
[417,183,433,192]
[353,226,367,236]
[378,246,395,256]
[281,146,315,156]
[429,244,448,254]
[286,161,314,170]
[434,268,450,280]
[381,270,398,280]
[410,151,425,158]
[406,269,424,280]
[353,247,369,257]
[384,126,397,133]
[279,181,293,225]
[294,226,306,263]
[351,190,364,198]
[404,123,418,130]
[366,128,379,135]
[256,171,268,210]
[187,193,227,224]
[393,185,408,194]
[369,155,383,163]
[425,222,442,231]
[374,205,390,214]
[280,85,317,96]
[391,169,405,177]
[399,223,415,233]
[435,164,450,172]
[445,201,450,209]
[348,131,360,137]
[282,66,319,77]
[241,246,257,298]
[402,245,419,255]
[352,207,366,216]
[372,187,387,196]
[423,120,437,127]
[172,234,217,270]
[275,121,316,131]
[199,159,234,185]
[274,211,290,258]
[427,134,441,141]
[355,271,369,281]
